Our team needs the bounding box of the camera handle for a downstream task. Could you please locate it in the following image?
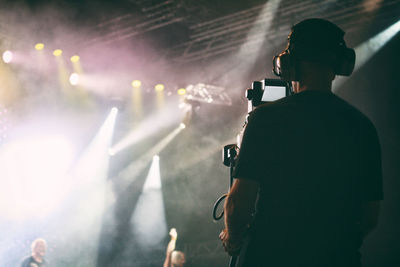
[212,144,239,267]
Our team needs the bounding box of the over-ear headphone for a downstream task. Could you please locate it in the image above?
[273,18,356,82]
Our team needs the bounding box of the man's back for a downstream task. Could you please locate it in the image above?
[234,90,383,266]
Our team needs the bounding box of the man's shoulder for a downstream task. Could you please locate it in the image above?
[250,98,291,116]
[250,91,377,132]
[330,93,377,131]
[21,256,33,266]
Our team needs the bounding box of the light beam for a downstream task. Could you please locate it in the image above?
[131,155,167,248]
[110,104,183,156]
[334,19,400,90]
[114,123,185,188]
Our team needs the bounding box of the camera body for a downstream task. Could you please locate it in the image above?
[246,79,292,112]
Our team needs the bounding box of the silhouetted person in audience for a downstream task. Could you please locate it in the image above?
[164,228,186,267]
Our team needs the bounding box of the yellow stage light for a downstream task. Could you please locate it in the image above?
[177,88,186,95]
[35,43,44,51]
[131,80,142,88]
[53,49,63,57]
[155,84,164,92]
[70,55,80,63]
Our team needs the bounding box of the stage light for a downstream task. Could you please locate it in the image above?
[70,55,80,63]
[2,50,13,63]
[71,54,83,74]
[155,84,164,92]
[69,72,80,86]
[35,43,44,50]
[131,80,142,88]
[53,49,63,57]
[177,88,186,95]
[185,83,232,105]
[132,81,143,116]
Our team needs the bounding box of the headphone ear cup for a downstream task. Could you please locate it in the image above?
[336,47,355,76]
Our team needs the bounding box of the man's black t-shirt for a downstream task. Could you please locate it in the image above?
[21,256,46,267]
[233,90,383,267]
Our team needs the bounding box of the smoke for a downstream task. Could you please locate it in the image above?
[0,1,271,266]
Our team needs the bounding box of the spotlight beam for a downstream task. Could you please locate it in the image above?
[237,0,281,59]
[115,124,184,187]
[334,19,400,91]
[62,107,118,266]
[110,105,182,156]
[131,155,167,248]
[72,107,118,187]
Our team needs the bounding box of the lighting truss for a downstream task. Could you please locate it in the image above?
[168,0,400,63]
[79,0,399,63]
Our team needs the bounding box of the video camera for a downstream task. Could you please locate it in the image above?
[245,79,292,112]
[221,78,292,167]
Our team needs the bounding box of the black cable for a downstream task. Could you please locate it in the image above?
[212,194,227,221]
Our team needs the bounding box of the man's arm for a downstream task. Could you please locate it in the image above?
[360,201,380,239]
[163,228,177,267]
[220,178,259,255]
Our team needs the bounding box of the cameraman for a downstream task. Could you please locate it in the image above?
[219,18,383,267]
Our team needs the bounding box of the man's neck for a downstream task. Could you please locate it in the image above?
[32,254,43,263]
[295,61,335,93]
[298,80,332,93]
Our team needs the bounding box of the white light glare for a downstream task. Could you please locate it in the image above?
[108,148,115,156]
[2,50,13,63]
[180,122,186,129]
[69,72,80,86]
[0,135,75,219]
